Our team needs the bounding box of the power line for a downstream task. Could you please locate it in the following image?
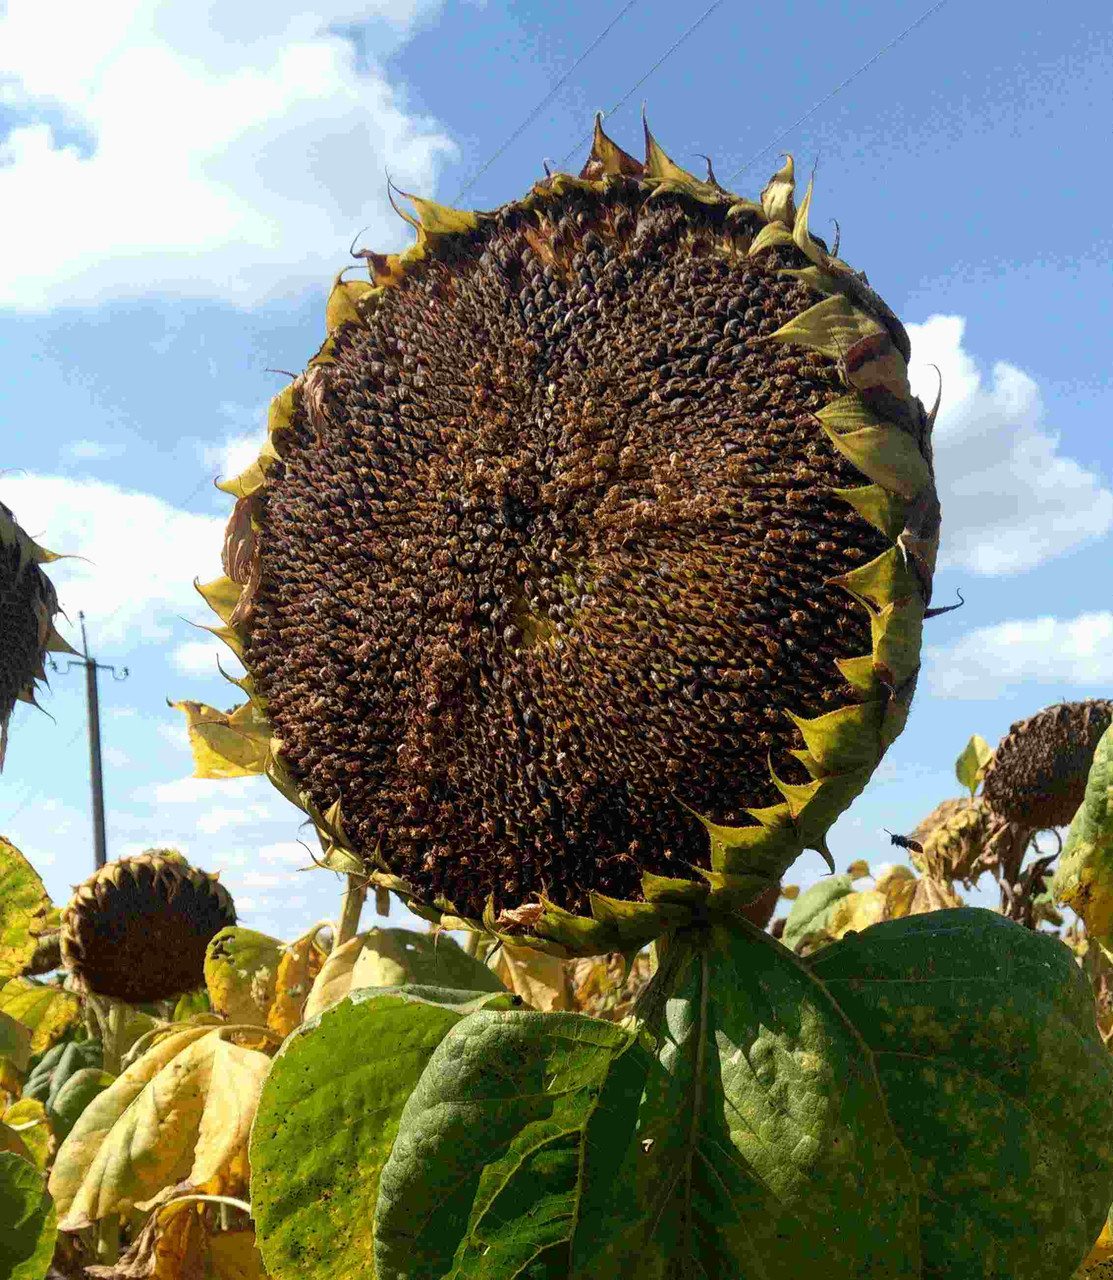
[726,0,951,183]
[555,0,728,172]
[452,0,644,205]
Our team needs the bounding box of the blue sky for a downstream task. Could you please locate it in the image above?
[2,0,1110,942]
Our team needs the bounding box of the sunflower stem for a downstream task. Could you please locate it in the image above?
[88,996,129,1076]
[462,930,482,958]
[335,874,367,949]
[95,1213,120,1265]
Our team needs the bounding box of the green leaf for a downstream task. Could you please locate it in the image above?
[345,928,508,995]
[955,732,993,797]
[0,1151,57,1280]
[46,1068,116,1144]
[1053,723,1113,945]
[374,1012,646,1279]
[22,1039,102,1107]
[368,909,1113,1279]
[249,985,520,1280]
[804,908,1113,1277]
[780,871,855,952]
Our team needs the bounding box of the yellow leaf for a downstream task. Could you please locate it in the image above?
[189,1039,271,1191]
[301,935,365,1022]
[204,929,283,1026]
[489,943,570,1011]
[0,1117,33,1162]
[169,700,271,780]
[3,1097,50,1168]
[267,932,327,1038]
[208,1228,266,1280]
[0,835,53,978]
[0,976,81,1054]
[48,1025,214,1228]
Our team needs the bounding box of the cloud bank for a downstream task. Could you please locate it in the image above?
[908,315,1112,575]
[0,0,458,311]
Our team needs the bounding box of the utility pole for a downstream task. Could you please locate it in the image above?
[49,612,128,870]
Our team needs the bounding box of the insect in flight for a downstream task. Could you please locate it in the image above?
[883,829,924,854]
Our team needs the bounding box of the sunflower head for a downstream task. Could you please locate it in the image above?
[184,115,940,957]
[0,499,73,769]
[60,849,237,1002]
[981,700,1113,832]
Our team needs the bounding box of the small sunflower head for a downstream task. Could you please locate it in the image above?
[184,115,941,957]
[0,499,73,769]
[60,849,237,1002]
[981,700,1113,832]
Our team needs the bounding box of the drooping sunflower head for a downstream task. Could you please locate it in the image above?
[0,499,72,769]
[60,849,237,1003]
[186,116,941,957]
[981,699,1113,832]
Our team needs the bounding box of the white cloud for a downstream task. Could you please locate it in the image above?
[172,638,244,677]
[203,430,268,490]
[908,316,1113,575]
[258,840,320,867]
[196,802,276,835]
[0,472,225,650]
[158,720,191,751]
[0,1,457,311]
[923,610,1113,699]
[234,869,303,889]
[104,746,131,768]
[146,774,261,804]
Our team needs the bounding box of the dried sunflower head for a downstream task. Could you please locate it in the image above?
[184,116,940,957]
[0,499,73,768]
[909,796,998,887]
[60,849,236,1003]
[982,700,1113,832]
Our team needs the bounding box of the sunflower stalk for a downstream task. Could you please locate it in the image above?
[94,1212,120,1267]
[334,873,367,948]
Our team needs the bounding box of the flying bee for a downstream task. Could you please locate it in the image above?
[883,829,923,855]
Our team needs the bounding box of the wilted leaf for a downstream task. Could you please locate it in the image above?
[267,932,327,1039]
[489,942,571,1011]
[955,732,993,796]
[189,1039,271,1190]
[169,700,271,780]
[204,929,283,1026]
[250,985,519,1280]
[826,887,888,938]
[48,1026,214,1228]
[86,1185,207,1280]
[0,978,81,1055]
[208,1228,266,1280]
[0,838,52,979]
